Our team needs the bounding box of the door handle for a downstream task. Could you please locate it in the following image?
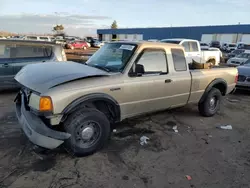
[2,63,9,68]
[165,79,172,83]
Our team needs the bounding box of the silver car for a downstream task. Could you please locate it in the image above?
[236,59,250,90]
[227,52,250,67]
[0,39,67,89]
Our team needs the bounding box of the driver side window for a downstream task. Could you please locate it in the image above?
[136,49,168,75]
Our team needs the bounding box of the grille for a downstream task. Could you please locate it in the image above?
[238,75,246,82]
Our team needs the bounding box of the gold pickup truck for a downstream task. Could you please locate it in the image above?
[14,41,238,156]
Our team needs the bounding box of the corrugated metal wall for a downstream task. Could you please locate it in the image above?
[97,24,250,41]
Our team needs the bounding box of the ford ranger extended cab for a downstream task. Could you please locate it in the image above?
[14,41,238,156]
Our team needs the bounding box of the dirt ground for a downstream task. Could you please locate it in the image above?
[0,90,250,188]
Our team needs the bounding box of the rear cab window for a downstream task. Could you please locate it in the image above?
[171,48,187,71]
[0,43,53,63]
[14,45,52,58]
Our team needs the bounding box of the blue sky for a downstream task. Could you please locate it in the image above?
[1,0,250,36]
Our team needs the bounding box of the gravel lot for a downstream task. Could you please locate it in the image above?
[0,90,250,188]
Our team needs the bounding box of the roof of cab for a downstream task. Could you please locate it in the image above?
[109,40,184,49]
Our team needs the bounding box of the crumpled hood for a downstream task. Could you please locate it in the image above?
[15,61,109,93]
[237,65,250,76]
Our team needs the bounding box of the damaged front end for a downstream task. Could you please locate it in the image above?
[15,89,71,149]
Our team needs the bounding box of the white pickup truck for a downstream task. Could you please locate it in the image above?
[161,38,221,66]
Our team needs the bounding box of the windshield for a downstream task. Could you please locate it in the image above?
[86,43,137,72]
[236,53,250,58]
[161,40,180,44]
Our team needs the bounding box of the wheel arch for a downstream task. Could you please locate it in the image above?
[206,57,216,63]
[62,93,121,123]
[199,78,227,103]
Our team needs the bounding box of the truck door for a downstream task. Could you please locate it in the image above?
[181,41,202,64]
[122,48,171,118]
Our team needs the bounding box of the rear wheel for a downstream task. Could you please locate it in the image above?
[64,108,110,156]
[198,88,222,117]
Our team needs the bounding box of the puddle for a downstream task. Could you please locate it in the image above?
[32,157,56,172]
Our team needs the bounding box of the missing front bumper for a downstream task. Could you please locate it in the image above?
[15,93,71,149]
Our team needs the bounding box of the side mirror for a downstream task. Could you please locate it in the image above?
[129,64,145,77]
[135,64,145,76]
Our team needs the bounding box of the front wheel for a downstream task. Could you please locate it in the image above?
[64,108,110,156]
[82,46,87,50]
[198,88,222,117]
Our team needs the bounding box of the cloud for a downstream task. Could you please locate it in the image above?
[0,13,111,37]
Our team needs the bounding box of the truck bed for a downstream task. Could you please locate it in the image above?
[188,67,237,103]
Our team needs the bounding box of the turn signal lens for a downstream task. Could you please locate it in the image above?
[39,96,53,111]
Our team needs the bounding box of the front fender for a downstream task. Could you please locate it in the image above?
[62,93,121,122]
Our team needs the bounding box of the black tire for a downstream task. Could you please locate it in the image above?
[64,108,110,156]
[198,88,222,117]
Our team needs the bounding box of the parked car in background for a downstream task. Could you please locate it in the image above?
[200,42,209,50]
[11,36,24,40]
[221,43,228,51]
[0,39,66,89]
[66,40,89,50]
[39,36,52,42]
[225,43,236,52]
[23,36,52,41]
[210,41,221,48]
[14,41,237,156]
[236,43,250,50]
[92,40,105,48]
[85,37,103,47]
[161,38,221,65]
[0,36,6,39]
[224,49,245,62]
[236,59,250,90]
[227,51,250,67]
[82,39,91,47]
[55,39,66,47]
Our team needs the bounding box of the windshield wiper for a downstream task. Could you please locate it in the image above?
[89,64,110,72]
